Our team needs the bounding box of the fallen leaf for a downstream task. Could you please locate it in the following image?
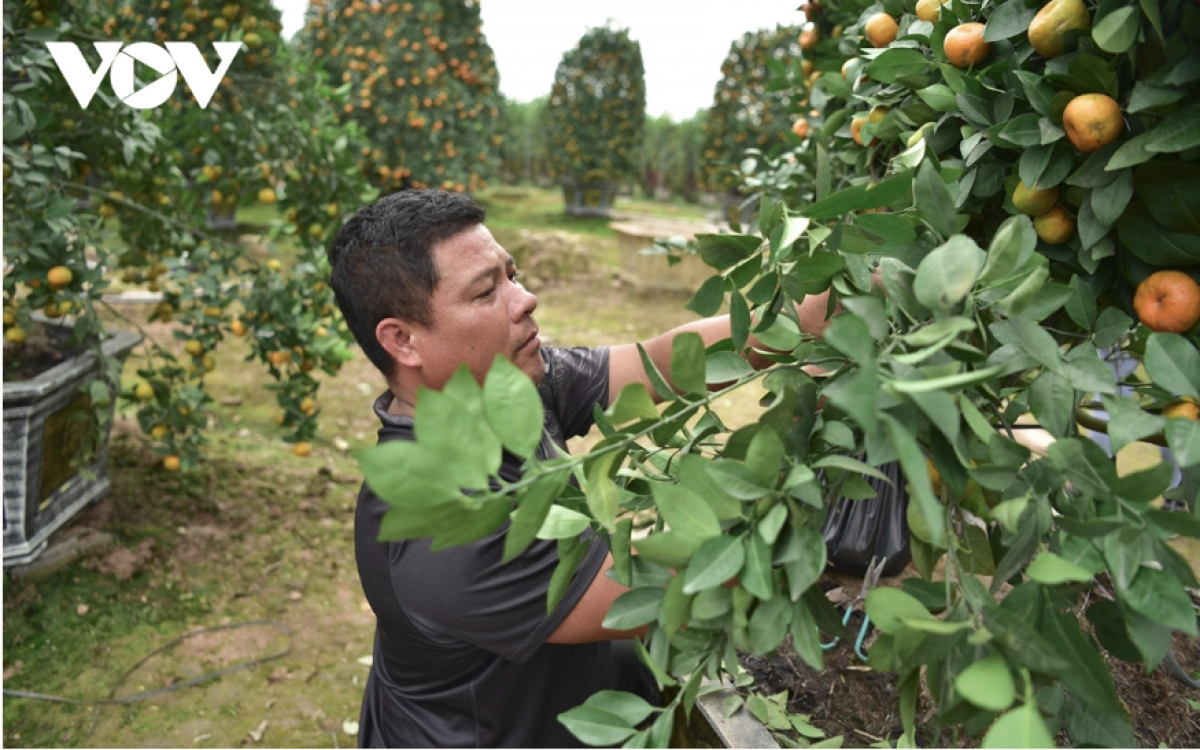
[342,720,359,737]
[267,667,288,685]
[356,655,373,667]
[76,604,89,616]
[192,733,211,743]
[249,720,268,743]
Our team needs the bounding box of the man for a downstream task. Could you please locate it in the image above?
[328,189,837,748]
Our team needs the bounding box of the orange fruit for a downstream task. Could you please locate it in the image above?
[1062,94,1123,153]
[230,319,247,336]
[1029,0,1091,58]
[792,118,810,139]
[851,106,888,146]
[135,381,155,401]
[801,59,815,76]
[944,23,991,67]
[47,265,73,288]
[1033,206,1074,244]
[5,327,27,345]
[1162,401,1200,420]
[916,0,949,22]
[865,13,898,48]
[292,441,313,457]
[927,458,944,497]
[150,424,169,439]
[185,339,204,356]
[163,455,181,471]
[1134,270,1200,334]
[800,27,819,49]
[1012,181,1059,216]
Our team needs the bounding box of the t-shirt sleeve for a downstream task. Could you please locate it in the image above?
[541,346,610,439]
[389,527,609,663]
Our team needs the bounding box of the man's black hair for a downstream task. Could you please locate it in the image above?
[327,189,486,379]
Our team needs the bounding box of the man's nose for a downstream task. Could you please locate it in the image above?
[512,280,537,319]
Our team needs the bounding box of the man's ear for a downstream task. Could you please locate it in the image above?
[376,317,423,369]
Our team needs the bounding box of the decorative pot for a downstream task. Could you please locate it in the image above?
[561,179,620,217]
[3,327,142,566]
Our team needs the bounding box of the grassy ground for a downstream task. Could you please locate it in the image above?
[3,185,1193,748]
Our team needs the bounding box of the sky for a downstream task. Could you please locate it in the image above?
[273,1,803,121]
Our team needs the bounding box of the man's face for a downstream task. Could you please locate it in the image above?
[413,224,542,389]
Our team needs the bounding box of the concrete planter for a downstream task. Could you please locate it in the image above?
[3,327,142,566]
[692,680,781,748]
[610,219,722,294]
[561,180,620,217]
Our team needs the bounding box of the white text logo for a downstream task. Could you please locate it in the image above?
[45,42,242,110]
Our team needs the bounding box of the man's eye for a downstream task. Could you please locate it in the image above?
[477,286,496,299]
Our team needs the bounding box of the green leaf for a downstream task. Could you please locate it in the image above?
[504,470,570,562]
[637,343,676,402]
[1064,275,1098,330]
[687,275,725,316]
[915,160,958,238]
[865,587,933,633]
[704,351,753,384]
[1117,203,1200,267]
[558,705,637,746]
[1099,394,1168,455]
[955,653,1015,711]
[1144,333,1200,398]
[1106,132,1157,171]
[996,114,1043,148]
[355,441,463,507]
[985,0,1037,40]
[980,214,1037,284]
[1025,552,1093,584]
[586,454,621,532]
[683,535,746,594]
[1165,417,1200,467]
[634,531,699,568]
[866,48,932,83]
[1147,106,1200,153]
[678,454,743,520]
[1092,6,1138,53]
[1089,168,1134,228]
[990,318,1063,373]
[730,289,750,353]
[784,525,827,601]
[740,535,775,600]
[790,600,825,670]
[583,690,657,726]
[918,84,960,112]
[547,539,589,612]
[603,586,665,630]
[1128,82,1187,113]
[885,415,945,546]
[482,354,544,458]
[748,596,792,654]
[698,233,760,270]
[1029,370,1074,438]
[536,505,592,540]
[1134,162,1200,234]
[981,705,1056,749]
[414,367,502,489]
[1093,307,1133,349]
[1123,567,1200,635]
[1042,609,1124,714]
[652,482,721,542]
[670,332,706,395]
[914,235,986,311]
[606,383,659,424]
[744,427,784,488]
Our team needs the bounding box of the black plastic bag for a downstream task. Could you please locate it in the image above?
[820,460,910,577]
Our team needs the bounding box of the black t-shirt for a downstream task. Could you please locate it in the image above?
[355,346,613,748]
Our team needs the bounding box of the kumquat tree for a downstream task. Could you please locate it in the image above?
[543,24,647,187]
[296,0,505,194]
[4,0,370,472]
[355,0,1200,746]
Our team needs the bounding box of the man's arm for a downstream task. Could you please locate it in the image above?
[546,552,646,643]
[607,288,838,405]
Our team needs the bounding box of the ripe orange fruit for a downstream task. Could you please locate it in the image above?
[47,265,73,288]
[150,424,169,439]
[800,27,819,49]
[801,59,814,76]
[163,455,181,471]
[1062,94,1123,153]
[292,441,313,457]
[792,118,810,139]
[1029,0,1091,58]
[944,23,991,68]
[258,187,276,204]
[851,106,888,146]
[1012,181,1059,216]
[1033,206,1074,244]
[865,13,898,48]
[1134,270,1200,334]
[230,319,247,336]
[1162,401,1200,420]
